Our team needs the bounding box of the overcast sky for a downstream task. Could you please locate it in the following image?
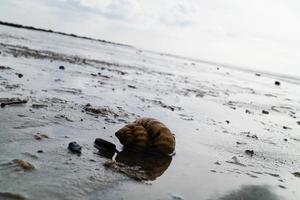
[1,0,300,77]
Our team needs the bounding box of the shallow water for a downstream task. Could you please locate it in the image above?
[0,24,300,200]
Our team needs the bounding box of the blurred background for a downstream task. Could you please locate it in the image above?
[1,0,299,77]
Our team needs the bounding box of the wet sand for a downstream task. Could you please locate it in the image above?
[0,24,300,200]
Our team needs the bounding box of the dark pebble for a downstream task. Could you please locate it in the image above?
[274,81,280,86]
[245,150,254,156]
[225,120,230,124]
[283,126,291,130]
[297,121,300,125]
[59,65,65,70]
[128,85,137,89]
[262,110,269,114]
[255,73,261,76]
[94,138,116,151]
[68,141,82,155]
[284,138,288,142]
[37,150,44,153]
[17,73,23,78]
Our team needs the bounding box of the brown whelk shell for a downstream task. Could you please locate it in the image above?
[115,118,175,155]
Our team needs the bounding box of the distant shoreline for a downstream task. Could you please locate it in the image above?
[1,20,299,84]
[0,20,132,48]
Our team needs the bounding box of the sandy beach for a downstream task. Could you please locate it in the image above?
[0,23,300,200]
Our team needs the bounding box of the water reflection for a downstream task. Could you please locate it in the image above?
[210,185,282,200]
[97,148,172,181]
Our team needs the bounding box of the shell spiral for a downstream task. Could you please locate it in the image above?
[115,118,175,155]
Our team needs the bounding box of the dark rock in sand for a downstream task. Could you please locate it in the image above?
[37,150,44,153]
[225,120,230,124]
[274,81,281,86]
[283,126,291,130]
[245,150,254,156]
[245,109,251,114]
[16,73,23,78]
[255,73,261,76]
[94,138,116,151]
[1,100,28,108]
[68,141,82,155]
[59,65,65,70]
[293,172,300,177]
[128,85,137,89]
[262,110,269,115]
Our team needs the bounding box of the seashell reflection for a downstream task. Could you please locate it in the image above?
[99,147,172,181]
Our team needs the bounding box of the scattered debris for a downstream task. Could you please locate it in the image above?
[262,110,269,115]
[0,65,12,70]
[34,133,49,140]
[12,159,35,171]
[94,138,116,151]
[245,150,254,156]
[68,142,82,155]
[292,172,300,177]
[55,114,73,122]
[104,160,146,181]
[1,100,27,108]
[283,126,291,130]
[278,185,286,189]
[226,156,246,167]
[236,142,247,145]
[245,109,252,114]
[265,172,280,177]
[16,73,23,78]
[127,85,137,89]
[0,192,26,200]
[168,193,185,200]
[274,81,281,86]
[32,104,48,109]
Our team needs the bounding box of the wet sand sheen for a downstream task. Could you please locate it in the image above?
[0,24,300,200]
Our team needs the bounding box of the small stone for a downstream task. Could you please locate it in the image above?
[59,65,65,70]
[245,109,252,114]
[94,138,116,151]
[262,110,269,114]
[245,150,254,156]
[284,138,288,142]
[225,120,230,124]
[283,126,291,130]
[68,141,82,155]
[255,73,261,76]
[278,185,286,189]
[37,150,44,153]
[17,73,23,78]
[297,121,300,125]
[128,85,137,89]
[274,81,281,86]
[292,172,300,177]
